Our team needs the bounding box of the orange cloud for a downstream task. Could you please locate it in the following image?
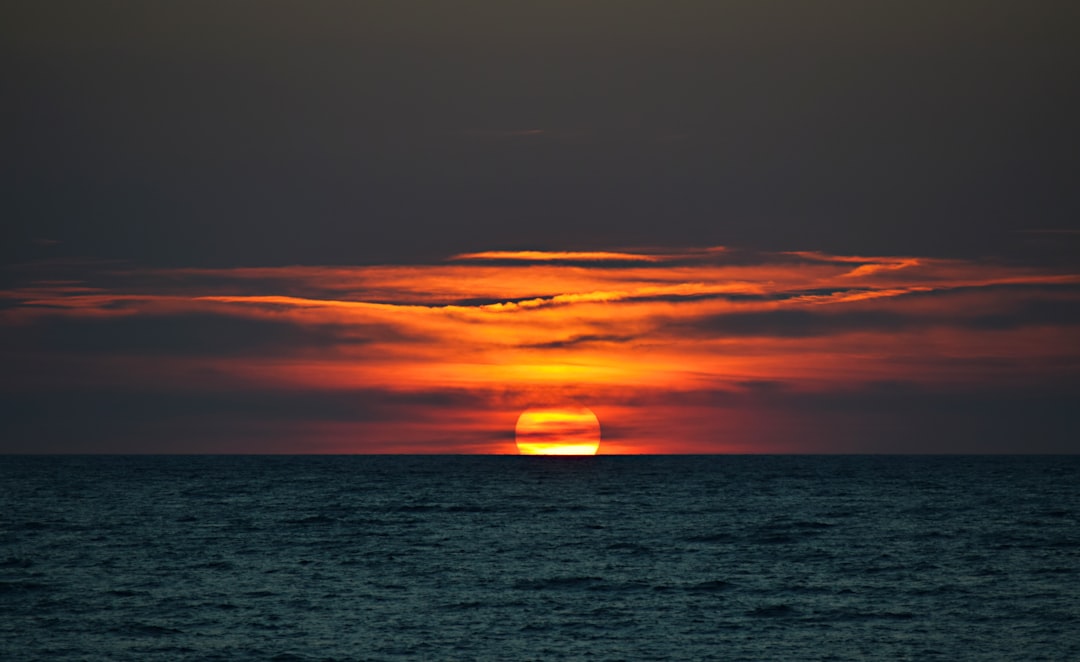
[2,247,1077,453]
[451,250,662,263]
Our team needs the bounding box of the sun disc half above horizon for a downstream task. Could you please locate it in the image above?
[515,406,601,455]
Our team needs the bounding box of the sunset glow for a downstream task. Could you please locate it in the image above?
[515,406,601,455]
[2,246,1077,453]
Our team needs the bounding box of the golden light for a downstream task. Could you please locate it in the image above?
[515,406,601,455]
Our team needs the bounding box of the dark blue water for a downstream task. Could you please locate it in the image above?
[1,456,1078,660]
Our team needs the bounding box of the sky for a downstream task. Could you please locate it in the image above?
[3,2,1079,453]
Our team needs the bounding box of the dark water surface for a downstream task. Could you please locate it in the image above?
[1,456,1078,660]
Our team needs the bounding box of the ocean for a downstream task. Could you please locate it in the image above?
[1,456,1077,660]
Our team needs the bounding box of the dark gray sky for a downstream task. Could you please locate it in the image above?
[3,3,1079,454]
[5,1,1080,268]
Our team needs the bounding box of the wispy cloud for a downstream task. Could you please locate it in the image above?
[2,247,1077,453]
[452,250,663,263]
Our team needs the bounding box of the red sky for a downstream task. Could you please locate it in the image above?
[3,246,1077,453]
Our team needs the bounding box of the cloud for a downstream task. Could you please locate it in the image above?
[451,250,662,263]
[0,386,505,453]
[678,293,1080,339]
[4,313,372,357]
[2,245,1078,452]
[684,308,912,338]
[449,246,729,267]
[963,297,1080,330]
[521,333,640,349]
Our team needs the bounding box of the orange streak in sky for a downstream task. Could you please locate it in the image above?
[3,247,1077,453]
[452,250,662,262]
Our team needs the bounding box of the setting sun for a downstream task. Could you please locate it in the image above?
[515,406,601,455]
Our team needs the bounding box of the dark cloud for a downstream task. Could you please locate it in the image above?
[784,387,1080,454]
[522,334,639,350]
[965,298,1080,331]
[680,294,1080,338]
[0,386,495,453]
[448,294,567,308]
[1,313,375,357]
[734,380,789,393]
[687,308,911,338]
[644,382,1080,454]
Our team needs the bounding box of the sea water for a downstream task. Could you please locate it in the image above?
[1,456,1077,660]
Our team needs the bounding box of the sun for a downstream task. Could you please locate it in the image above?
[515,406,601,455]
